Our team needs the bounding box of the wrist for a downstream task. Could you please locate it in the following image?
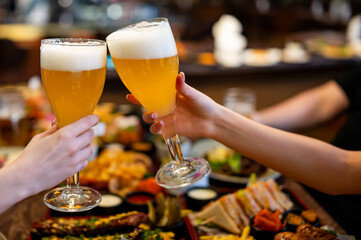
[207,104,228,140]
[7,160,39,200]
[0,164,30,213]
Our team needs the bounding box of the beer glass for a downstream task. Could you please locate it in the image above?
[106,18,210,188]
[224,88,256,118]
[41,38,106,211]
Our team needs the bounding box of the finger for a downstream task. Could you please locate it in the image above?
[126,94,141,105]
[71,144,93,166]
[176,72,190,96]
[176,72,202,102]
[75,128,95,150]
[62,115,99,137]
[150,121,164,135]
[36,123,59,140]
[67,159,88,177]
[74,160,88,174]
[143,112,158,123]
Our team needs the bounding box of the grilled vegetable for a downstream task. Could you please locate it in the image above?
[147,193,182,227]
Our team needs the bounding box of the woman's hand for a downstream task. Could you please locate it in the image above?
[12,114,99,195]
[127,72,219,138]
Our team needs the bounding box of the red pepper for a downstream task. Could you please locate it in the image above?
[253,209,284,231]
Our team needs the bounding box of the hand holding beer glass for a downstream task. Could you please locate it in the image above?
[106,18,210,188]
[41,39,106,211]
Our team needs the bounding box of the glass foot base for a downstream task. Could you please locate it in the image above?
[156,157,210,189]
[44,186,101,212]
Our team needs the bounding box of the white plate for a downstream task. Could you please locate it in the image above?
[190,138,281,184]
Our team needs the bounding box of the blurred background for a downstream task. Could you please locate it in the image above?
[1,0,361,145]
[1,1,361,237]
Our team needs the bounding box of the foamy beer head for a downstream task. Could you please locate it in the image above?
[106,18,177,59]
[40,39,106,127]
[41,39,106,71]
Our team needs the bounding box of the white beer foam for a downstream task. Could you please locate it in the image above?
[41,43,106,71]
[106,20,177,59]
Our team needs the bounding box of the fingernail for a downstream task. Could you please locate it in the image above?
[151,112,157,120]
[91,114,100,123]
[180,72,185,81]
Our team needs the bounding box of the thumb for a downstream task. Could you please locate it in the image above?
[27,123,59,147]
[40,123,59,138]
[176,72,199,101]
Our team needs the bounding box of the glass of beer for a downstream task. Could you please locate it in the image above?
[106,18,210,188]
[41,38,106,212]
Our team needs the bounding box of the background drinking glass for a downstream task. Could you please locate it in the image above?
[0,87,27,146]
[223,88,256,118]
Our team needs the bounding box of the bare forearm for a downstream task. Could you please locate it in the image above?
[210,105,360,194]
[0,163,37,214]
[252,91,322,130]
[252,81,349,131]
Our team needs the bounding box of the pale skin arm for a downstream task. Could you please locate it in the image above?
[127,73,361,195]
[251,80,349,131]
[0,115,99,214]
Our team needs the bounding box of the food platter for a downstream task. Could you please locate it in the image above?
[190,138,281,184]
[184,179,354,240]
[209,169,280,184]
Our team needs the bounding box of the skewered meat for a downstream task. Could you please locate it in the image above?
[31,211,148,238]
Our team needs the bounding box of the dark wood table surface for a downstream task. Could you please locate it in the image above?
[0,177,346,240]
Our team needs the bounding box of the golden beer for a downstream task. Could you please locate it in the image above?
[41,67,105,127]
[112,55,178,117]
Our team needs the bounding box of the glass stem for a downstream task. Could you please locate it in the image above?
[159,110,185,164]
[165,135,184,164]
[67,172,79,188]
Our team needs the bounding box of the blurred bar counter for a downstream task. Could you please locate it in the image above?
[0,26,358,143]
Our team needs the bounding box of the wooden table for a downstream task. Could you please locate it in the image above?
[0,178,346,240]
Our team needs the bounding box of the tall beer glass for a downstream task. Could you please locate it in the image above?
[41,38,106,211]
[106,18,210,188]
